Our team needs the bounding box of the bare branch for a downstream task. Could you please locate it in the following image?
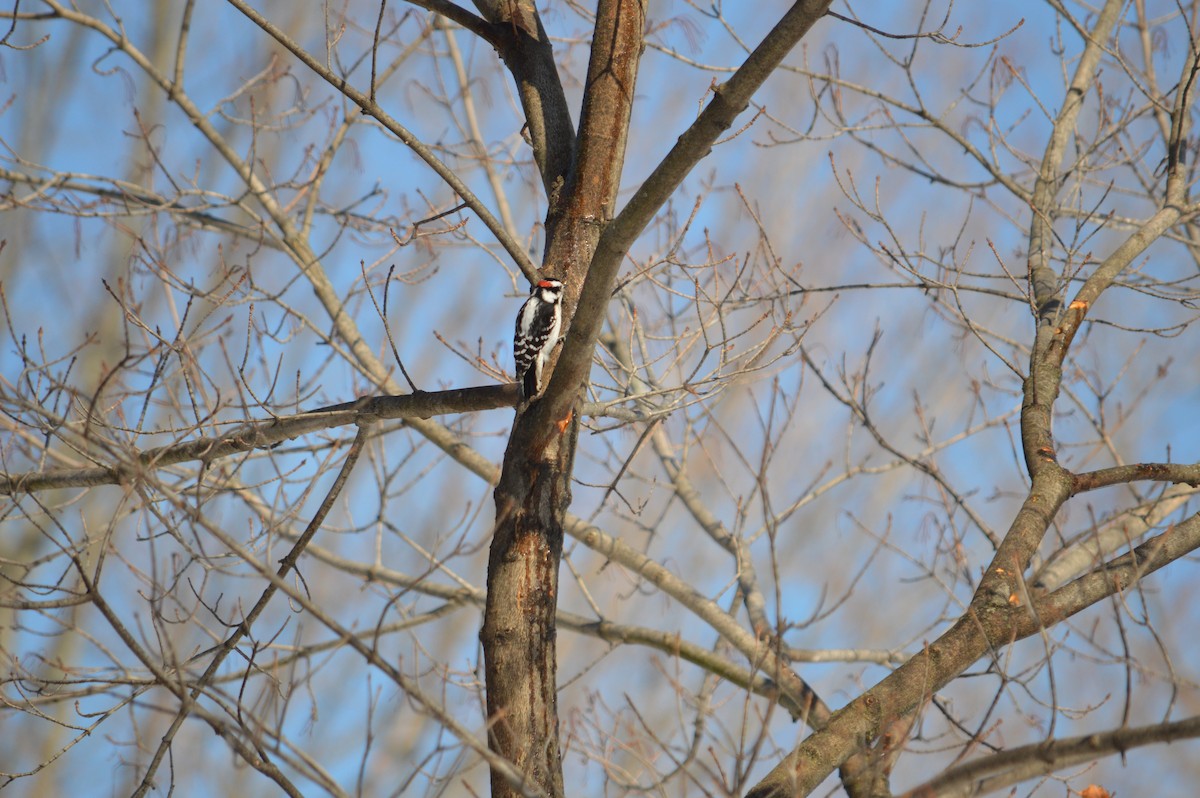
[224,0,539,281]
[0,385,518,494]
[899,715,1200,798]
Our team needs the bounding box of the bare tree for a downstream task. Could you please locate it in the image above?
[2,2,1200,798]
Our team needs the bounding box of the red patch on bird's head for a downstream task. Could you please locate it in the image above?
[537,279,559,288]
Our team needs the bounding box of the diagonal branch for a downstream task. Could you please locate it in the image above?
[224,0,539,281]
[565,515,827,725]
[1034,484,1198,591]
[406,0,497,44]
[897,715,1200,798]
[130,426,369,797]
[744,506,1200,798]
[535,0,835,433]
[744,6,1200,796]
[471,0,575,204]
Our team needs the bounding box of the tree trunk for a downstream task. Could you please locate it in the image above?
[480,2,647,796]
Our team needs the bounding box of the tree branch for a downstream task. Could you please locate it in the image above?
[0,166,278,245]
[898,715,1200,798]
[482,3,648,795]
[1033,484,1198,591]
[131,426,369,798]
[1072,462,1200,494]
[224,0,539,281]
[565,515,827,725]
[535,0,835,433]
[742,5,1200,794]
[0,385,518,494]
[1024,0,1123,321]
[471,0,575,205]
[406,0,497,45]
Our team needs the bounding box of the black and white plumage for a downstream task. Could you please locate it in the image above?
[513,278,564,402]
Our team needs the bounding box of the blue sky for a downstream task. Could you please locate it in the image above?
[2,1,1199,796]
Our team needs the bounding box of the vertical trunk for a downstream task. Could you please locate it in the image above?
[482,3,832,794]
[481,3,646,797]
[483,420,578,798]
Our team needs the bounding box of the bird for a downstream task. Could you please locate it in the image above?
[513,277,564,402]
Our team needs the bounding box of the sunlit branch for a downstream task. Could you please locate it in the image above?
[898,714,1200,798]
[224,0,539,282]
[0,385,517,494]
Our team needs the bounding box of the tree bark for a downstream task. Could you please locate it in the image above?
[480,3,836,796]
[480,3,646,797]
